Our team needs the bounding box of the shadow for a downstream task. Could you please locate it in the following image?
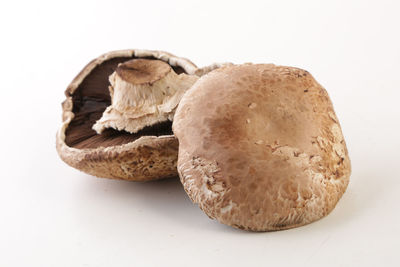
[293,167,386,233]
[73,175,220,231]
[71,163,385,235]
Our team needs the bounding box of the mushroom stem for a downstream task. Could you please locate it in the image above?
[93,59,199,134]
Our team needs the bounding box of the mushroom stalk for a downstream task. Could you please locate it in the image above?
[93,59,199,134]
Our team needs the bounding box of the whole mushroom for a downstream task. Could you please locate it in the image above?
[57,49,200,181]
[173,63,351,231]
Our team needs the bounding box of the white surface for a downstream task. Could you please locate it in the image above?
[1,0,399,266]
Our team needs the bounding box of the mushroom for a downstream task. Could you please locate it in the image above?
[56,49,200,181]
[172,64,351,231]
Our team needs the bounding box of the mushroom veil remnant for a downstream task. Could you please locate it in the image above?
[173,63,351,231]
[93,58,199,134]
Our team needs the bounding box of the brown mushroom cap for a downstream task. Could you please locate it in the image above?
[173,64,351,231]
[56,49,198,181]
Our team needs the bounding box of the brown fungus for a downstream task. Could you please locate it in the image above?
[173,63,351,231]
[56,49,199,181]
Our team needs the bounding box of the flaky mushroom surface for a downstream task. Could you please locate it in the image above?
[93,59,199,134]
[56,49,198,181]
[173,64,351,231]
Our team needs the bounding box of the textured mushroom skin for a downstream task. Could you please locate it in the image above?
[57,49,198,181]
[57,135,178,181]
[173,64,351,231]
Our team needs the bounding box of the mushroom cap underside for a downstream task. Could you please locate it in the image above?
[57,49,198,181]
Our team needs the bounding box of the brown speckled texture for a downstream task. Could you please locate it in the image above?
[56,135,178,181]
[56,49,198,181]
[173,64,351,231]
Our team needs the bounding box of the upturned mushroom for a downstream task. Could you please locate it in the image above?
[173,63,351,231]
[56,49,200,181]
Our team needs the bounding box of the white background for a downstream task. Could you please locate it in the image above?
[1,0,399,266]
